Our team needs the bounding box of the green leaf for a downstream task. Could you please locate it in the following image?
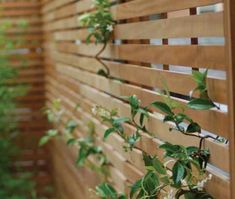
[110,109,118,116]
[104,128,116,140]
[192,69,207,85]
[79,13,91,24]
[190,70,210,100]
[76,148,88,166]
[113,117,130,125]
[172,161,185,185]
[65,120,77,134]
[128,95,140,109]
[138,107,149,117]
[152,158,167,175]
[160,142,182,155]
[52,98,61,109]
[187,98,215,110]
[127,133,140,148]
[163,115,174,123]
[95,183,118,199]
[186,122,201,133]
[47,129,58,137]
[67,138,77,145]
[91,146,103,153]
[75,103,80,110]
[46,110,54,123]
[184,191,214,199]
[186,146,199,155]
[176,113,193,123]
[39,136,49,146]
[143,153,153,167]
[142,171,160,195]
[130,179,142,198]
[118,195,127,199]
[145,166,156,171]
[151,101,173,115]
[161,143,188,160]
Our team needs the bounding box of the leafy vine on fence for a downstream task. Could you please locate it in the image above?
[39,100,110,181]
[41,67,219,198]
[40,99,127,198]
[41,0,224,198]
[91,70,220,199]
[79,0,115,77]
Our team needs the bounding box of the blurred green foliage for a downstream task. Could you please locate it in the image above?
[0,21,38,199]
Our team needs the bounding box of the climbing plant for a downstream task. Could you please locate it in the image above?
[40,99,109,180]
[41,1,222,198]
[41,69,219,199]
[79,0,115,77]
[92,69,219,199]
[40,99,128,198]
[95,182,127,199]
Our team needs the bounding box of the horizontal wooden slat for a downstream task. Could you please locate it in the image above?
[42,0,76,13]
[112,0,223,20]
[0,2,41,9]
[55,42,226,70]
[42,0,222,23]
[114,12,224,39]
[0,9,41,17]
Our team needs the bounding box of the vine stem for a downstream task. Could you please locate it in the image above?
[175,123,218,150]
[199,135,219,150]
[95,42,110,77]
[132,117,151,135]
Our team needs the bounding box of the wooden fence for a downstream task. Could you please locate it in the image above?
[41,0,234,198]
[3,0,235,198]
[41,0,235,198]
[0,1,52,198]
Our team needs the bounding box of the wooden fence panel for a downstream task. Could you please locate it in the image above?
[41,0,234,198]
[0,1,53,198]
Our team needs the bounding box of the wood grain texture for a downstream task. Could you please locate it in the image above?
[55,42,226,70]
[45,70,230,198]
[41,0,231,198]
[114,12,224,39]
[50,51,227,104]
[111,0,223,20]
[224,0,235,198]
[46,70,229,172]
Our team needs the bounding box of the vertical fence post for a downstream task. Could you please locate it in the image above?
[224,0,235,198]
